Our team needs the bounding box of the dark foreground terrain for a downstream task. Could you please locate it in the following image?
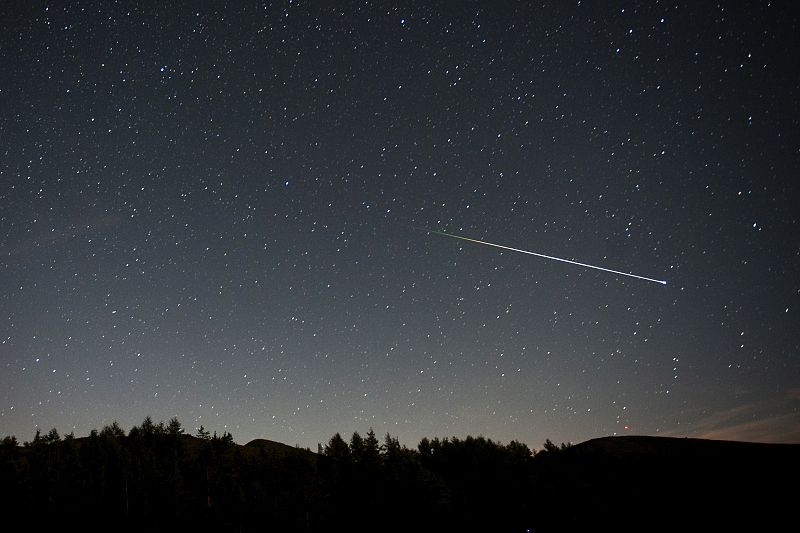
[1,419,797,532]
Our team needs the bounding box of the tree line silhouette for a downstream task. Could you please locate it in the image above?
[3,417,796,532]
[0,417,564,532]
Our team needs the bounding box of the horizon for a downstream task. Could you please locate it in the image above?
[5,414,799,449]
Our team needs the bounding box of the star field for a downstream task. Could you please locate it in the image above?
[1,1,799,447]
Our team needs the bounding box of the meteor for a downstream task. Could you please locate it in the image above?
[416,227,667,285]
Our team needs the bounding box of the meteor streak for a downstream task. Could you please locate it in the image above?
[417,228,667,285]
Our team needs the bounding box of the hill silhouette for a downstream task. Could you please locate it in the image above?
[243,437,316,458]
[1,419,797,532]
[533,435,799,531]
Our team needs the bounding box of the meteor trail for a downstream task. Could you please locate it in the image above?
[416,228,667,285]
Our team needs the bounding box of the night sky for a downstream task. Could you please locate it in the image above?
[2,1,799,449]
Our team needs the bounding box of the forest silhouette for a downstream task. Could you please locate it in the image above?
[1,417,797,532]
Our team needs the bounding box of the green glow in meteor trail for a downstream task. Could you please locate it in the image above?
[417,228,667,285]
